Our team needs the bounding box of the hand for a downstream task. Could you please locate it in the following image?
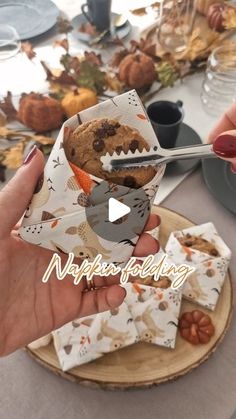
[208,103,236,173]
[0,147,160,356]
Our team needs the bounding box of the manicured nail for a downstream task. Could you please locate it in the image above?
[213,134,236,158]
[23,145,37,165]
[231,164,236,174]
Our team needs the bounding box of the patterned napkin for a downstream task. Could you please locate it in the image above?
[165,223,232,311]
[19,90,165,267]
[53,276,183,371]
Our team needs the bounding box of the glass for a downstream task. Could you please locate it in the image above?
[201,45,236,117]
[0,24,21,61]
[158,0,197,53]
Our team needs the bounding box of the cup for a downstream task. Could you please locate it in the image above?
[147,100,184,149]
[81,0,112,32]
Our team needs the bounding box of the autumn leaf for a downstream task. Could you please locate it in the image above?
[41,61,76,85]
[54,38,69,52]
[21,42,36,60]
[60,54,81,75]
[0,92,18,122]
[105,73,124,92]
[76,61,106,94]
[57,17,73,35]
[110,49,129,67]
[84,51,103,67]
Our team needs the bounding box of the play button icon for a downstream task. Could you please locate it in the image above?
[108,198,131,223]
[85,180,150,243]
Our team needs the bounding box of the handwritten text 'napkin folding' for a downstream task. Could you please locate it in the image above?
[19,90,165,266]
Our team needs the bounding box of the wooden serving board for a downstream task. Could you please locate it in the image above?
[26,206,233,390]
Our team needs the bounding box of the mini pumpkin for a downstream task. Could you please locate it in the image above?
[61,88,98,118]
[118,53,156,90]
[207,3,227,32]
[196,0,224,16]
[18,93,64,133]
[179,310,215,345]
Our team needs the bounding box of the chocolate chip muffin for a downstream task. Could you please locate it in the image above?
[178,234,219,257]
[135,275,171,289]
[64,118,156,188]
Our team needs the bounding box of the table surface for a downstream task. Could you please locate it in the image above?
[0,1,236,419]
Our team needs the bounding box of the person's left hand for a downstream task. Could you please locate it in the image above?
[0,147,160,356]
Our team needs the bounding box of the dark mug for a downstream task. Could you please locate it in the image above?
[147,100,184,149]
[81,0,112,32]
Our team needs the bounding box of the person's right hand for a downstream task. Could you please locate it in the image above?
[208,103,236,173]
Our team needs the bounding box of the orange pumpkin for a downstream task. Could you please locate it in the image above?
[18,93,64,133]
[196,0,224,16]
[118,53,156,90]
[207,3,227,32]
[179,310,215,345]
[61,88,98,118]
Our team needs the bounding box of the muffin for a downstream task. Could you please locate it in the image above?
[135,275,171,289]
[178,234,219,257]
[64,118,156,188]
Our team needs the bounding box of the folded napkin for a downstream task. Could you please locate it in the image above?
[53,251,183,371]
[165,223,232,310]
[19,90,165,267]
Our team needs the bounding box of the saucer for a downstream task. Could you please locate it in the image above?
[165,123,202,176]
[202,158,236,215]
[71,12,131,44]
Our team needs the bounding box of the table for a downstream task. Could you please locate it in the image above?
[0,2,236,419]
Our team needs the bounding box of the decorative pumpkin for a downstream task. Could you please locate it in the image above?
[118,53,156,90]
[61,88,98,118]
[196,0,224,16]
[179,310,215,345]
[18,93,64,133]
[207,3,227,32]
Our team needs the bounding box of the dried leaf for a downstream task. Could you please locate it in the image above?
[1,142,24,169]
[54,38,69,52]
[41,61,76,85]
[57,17,73,35]
[0,92,18,122]
[21,42,36,60]
[0,111,6,127]
[105,73,124,92]
[76,61,106,94]
[155,62,179,87]
[223,7,236,30]
[60,54,81,75]
[84,51,103,67]
[79,22,97,36]
[110,49,129,67]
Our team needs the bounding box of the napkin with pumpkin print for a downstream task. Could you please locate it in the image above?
[19,90,165,267]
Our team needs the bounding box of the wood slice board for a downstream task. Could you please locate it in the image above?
[26,206,233,390]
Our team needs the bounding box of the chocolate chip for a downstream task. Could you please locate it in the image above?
[71,148,76,157]
[123,176,136,188]
[129,140,139,152]
[93,139,105,152]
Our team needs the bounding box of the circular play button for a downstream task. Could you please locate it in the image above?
[85,181,150,243]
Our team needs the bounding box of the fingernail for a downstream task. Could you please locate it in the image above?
[23,145,37,165]
[213,134,236,158]
[231,164,236,174]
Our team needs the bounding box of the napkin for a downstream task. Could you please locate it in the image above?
[19,90,165,267]
[165,222,232,310]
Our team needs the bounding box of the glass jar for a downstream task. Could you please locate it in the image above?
[201,45,236,117]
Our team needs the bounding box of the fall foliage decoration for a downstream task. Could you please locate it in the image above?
[21,42,36,60]
[61,88,98,118]
[18,93,64,133]
[179,310,215,345]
